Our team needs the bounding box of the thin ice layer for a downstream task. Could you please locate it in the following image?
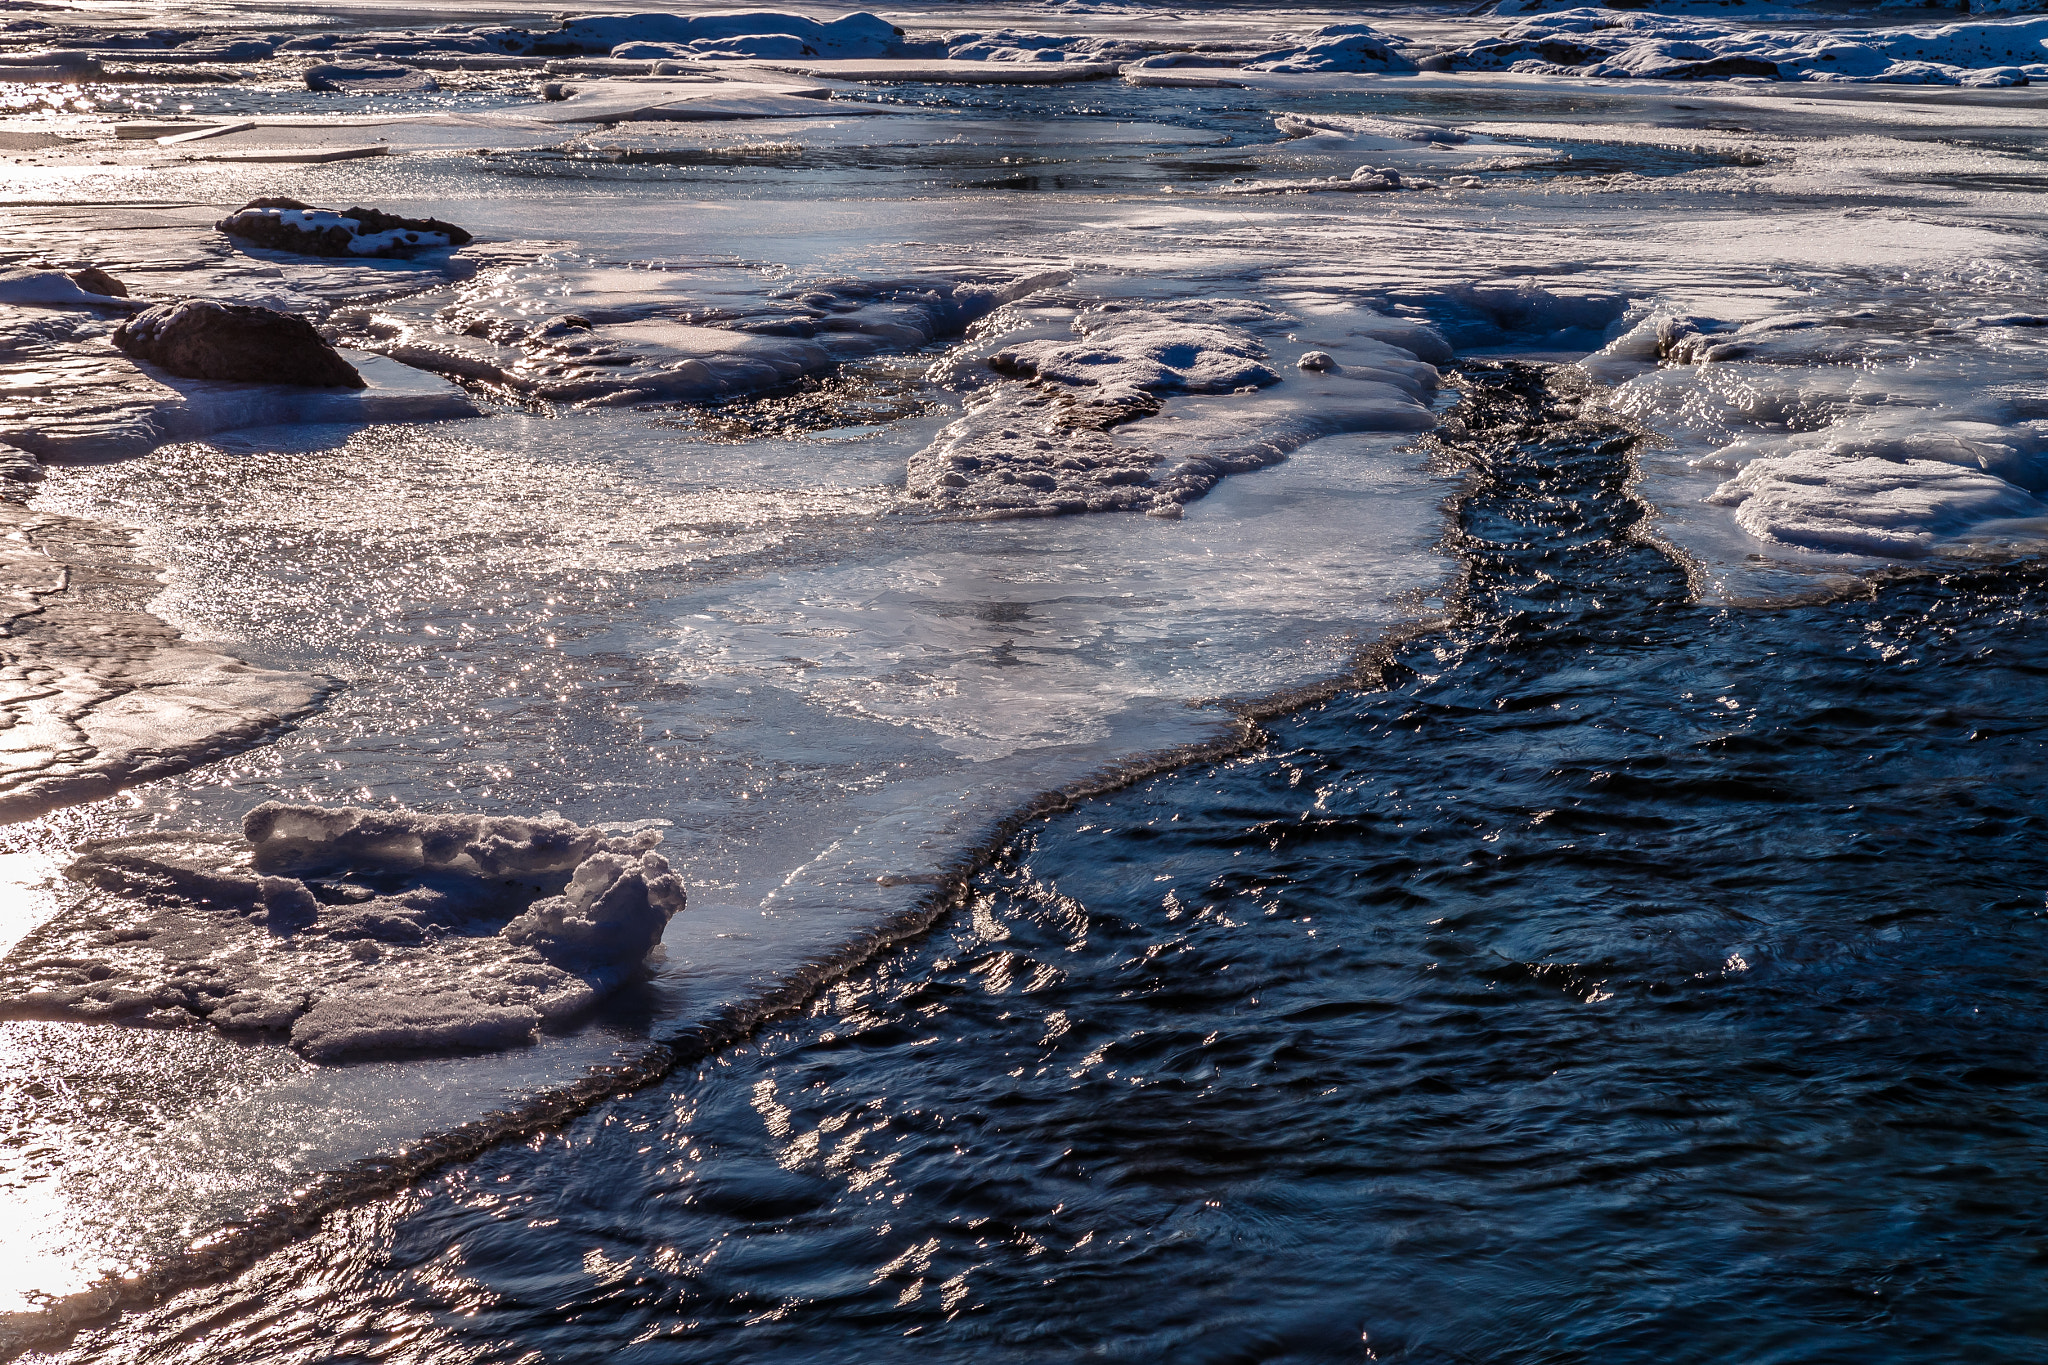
[0,805,686,1062]
[0,502,326,824]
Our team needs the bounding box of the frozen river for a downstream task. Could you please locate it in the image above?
[0,1,2045,1358]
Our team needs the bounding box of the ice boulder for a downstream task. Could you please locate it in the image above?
[217,196,472,257]
[502,848,687,968]
[113,300,366,388]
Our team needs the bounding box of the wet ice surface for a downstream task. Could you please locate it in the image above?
[0,0,2046,1351]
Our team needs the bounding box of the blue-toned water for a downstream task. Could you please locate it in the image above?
[44,364,2048,1364]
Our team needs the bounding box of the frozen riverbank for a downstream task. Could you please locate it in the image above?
[1,0,2046,1353]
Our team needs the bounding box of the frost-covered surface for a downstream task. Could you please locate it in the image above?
[909,297,1441,518]
[0,805,685,1062]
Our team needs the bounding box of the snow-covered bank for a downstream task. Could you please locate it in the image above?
[1436,9,2048,84]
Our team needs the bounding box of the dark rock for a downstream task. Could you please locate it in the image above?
[303,62,440,93]
[216,197,473,257]
[66,265,127,297]
[113,300,365,388]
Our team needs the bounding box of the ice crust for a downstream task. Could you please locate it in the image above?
[909,297,1442,519]
[0,805,685,1062]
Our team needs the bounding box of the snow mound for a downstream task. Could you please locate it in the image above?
[0,268,139,309]
[0,805,687,1062]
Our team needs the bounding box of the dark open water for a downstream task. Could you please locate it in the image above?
[55,366,2048,1364]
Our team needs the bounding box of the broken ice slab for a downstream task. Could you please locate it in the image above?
[179,145,391,165]
[0,345,476,460]
[153,121,252,145]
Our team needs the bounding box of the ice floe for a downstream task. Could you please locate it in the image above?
[0,805,685,1061]
[0,501,327,823]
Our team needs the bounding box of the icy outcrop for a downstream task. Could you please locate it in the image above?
[216,198,473,257]
[908,297,1442,519]
[113,300,365,388]
[1441,10,2048,84]
[985,300,1283,398]
[0,806,686,1062]
[502,849,686,967]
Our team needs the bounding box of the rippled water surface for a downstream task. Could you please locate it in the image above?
[47,366,2048,1364]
